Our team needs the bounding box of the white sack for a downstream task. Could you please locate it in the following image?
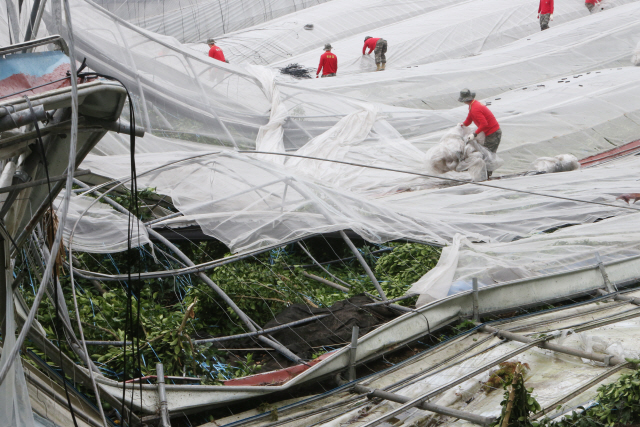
[532,154,580,173]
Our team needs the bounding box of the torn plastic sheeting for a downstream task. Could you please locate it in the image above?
[283,105,451,195]
[57,193,151,253]
[46,0,275,149]
[409,234,463,307]
[85,139,640,258]
[247,65,287,165]
[306,1,640,109]
[81,149,448,253]
[409,212,640,306]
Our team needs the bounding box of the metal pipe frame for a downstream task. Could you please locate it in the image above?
[297,241,352,289]
[358,338,547,427]
[353,385,494,426]
[0,105,47,132]
[301,271,349,293]
[192,314,330,344]
[480,325,627,365]
[0,35,69,58]
[0,169,90,194]
[156,364,171,427]
[340,230,387,301]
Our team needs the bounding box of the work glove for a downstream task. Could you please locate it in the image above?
[458,123,466,128]
[550,14,554,20]
[537,13,540,19]
[316,74,319,78]
[465,134,476,143]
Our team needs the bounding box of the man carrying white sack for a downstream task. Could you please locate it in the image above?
[458,88,501,177]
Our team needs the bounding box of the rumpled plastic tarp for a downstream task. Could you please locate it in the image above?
[56,193,151,253]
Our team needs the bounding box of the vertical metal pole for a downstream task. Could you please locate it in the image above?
[595,252,615,293]
[340,231,387,301]
[0,237,6,340]
[5,0,21,43]
[348,325,359,382]
[156,363,171,427]
[23,0,45,42]
[472,278,479,322]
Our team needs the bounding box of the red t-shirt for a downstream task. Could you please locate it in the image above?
[362,38,381,55]
[208,45,226,62]
[585,0,599,4]
[317,51,338,75]
[538,0,554,14]
[463,100,500,136]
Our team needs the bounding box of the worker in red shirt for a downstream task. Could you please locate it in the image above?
[207,38,227,63]
[317,44,338,78]
[585,0,602,12]
[537,0,554,30]
[459,88,501,176]
[363,36,387,71]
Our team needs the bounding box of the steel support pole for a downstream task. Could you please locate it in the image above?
[156,363,171,427]
[0,237,6,340]
[297,241,352,289]
[472,278,480,322]
[595,252,615,293]
[339,231,387,301]
[353,385,494,426]
[301,271,349,293]
[480,325,626,365]
[348,325,359,382]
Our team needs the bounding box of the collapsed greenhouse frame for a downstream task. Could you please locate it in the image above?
[3,0,640,425]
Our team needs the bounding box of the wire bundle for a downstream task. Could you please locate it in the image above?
[279,63,314,79]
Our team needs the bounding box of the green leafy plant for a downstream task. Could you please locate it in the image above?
[312,349,328,359]
[375,243,441,303]
[491,362,541,427]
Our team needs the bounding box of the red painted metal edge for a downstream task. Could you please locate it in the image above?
[580,138,640,167]
[222,350,336,387]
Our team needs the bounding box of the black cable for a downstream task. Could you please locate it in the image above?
[23,95,80,427]
[57,60,141,426]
